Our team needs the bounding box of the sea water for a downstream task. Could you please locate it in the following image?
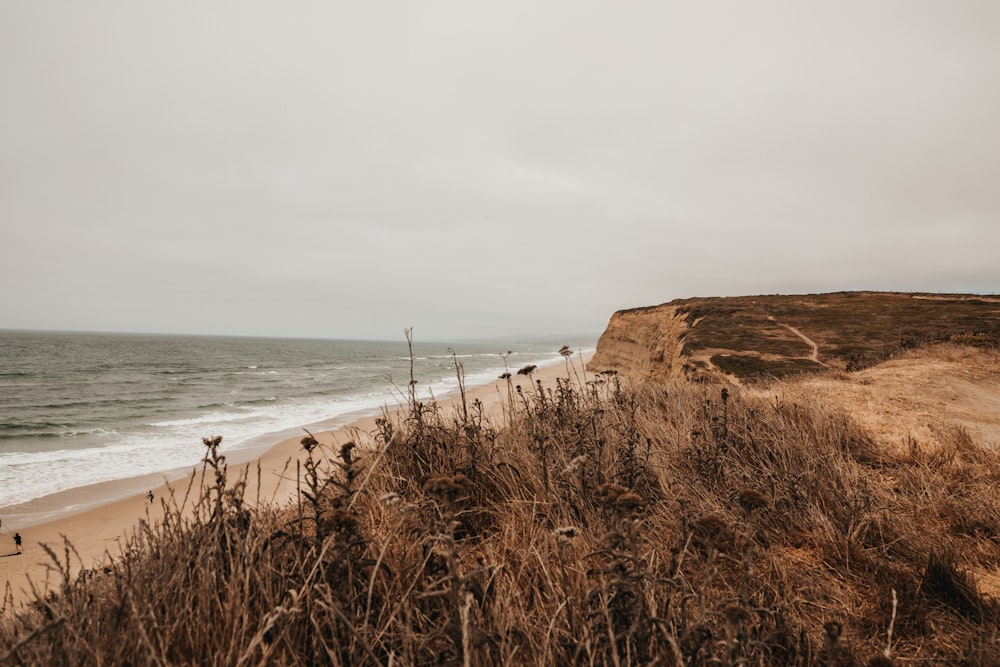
[0,331,591,517]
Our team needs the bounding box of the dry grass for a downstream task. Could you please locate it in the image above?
[2,354,1000,665]
[673,292,1000,378]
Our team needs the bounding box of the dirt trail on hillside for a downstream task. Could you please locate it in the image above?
[767,315,827,366]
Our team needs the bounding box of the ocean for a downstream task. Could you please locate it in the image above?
[0,331,591,520]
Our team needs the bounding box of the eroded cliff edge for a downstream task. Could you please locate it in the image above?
[587,304,690,384]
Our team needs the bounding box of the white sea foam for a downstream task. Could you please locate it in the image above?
[0,333,593,517]
[0,392,396,508]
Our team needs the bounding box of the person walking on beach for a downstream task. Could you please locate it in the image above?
[147,490,154,504]
[14,532,22,554]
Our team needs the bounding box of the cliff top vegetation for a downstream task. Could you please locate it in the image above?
[599,292,1000,383]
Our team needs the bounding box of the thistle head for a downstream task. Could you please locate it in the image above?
[339,441,356,462]
[300,434,319,453]
[597,482,629,503]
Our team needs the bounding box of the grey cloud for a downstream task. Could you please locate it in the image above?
[2,1,998,339]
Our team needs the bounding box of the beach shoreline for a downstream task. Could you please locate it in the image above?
[0,401,407,531]
[0,352,592,606]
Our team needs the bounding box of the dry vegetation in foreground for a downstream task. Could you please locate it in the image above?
[2,352,1000,666]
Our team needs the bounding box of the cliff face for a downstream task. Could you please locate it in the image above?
[587,304,690,384]
[588,292,1000,385]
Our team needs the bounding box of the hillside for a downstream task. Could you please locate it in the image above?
[588,292,1000,384]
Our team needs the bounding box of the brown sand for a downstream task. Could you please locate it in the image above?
[0,354,592,606]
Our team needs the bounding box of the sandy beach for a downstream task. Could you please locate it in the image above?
[1,354,591,606]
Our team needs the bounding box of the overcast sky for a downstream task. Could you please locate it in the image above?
[2,1,998,340]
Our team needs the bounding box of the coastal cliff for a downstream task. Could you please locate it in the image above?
[587,304,690,384]
[588,291,1000,384]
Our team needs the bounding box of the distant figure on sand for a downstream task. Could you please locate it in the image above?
[147,490,154,503]
[14,532,22,554]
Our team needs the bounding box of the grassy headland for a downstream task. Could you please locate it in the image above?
[591,292,1000,384]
